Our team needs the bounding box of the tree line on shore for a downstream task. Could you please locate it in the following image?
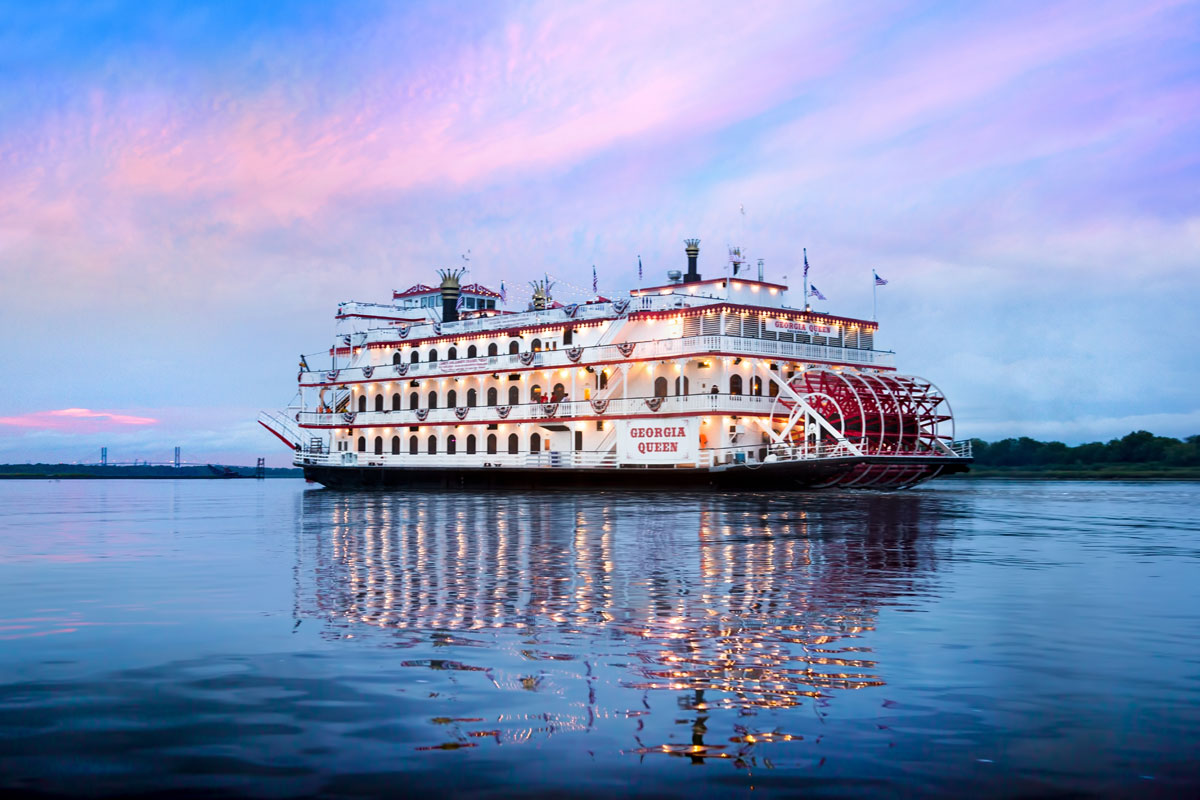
[969,431,1200,468]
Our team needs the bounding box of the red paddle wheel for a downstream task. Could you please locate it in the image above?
[791,369,867,449]
[780,368,958,489]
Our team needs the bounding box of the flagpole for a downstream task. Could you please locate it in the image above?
[872,271,877,322]
[802,248,810,312]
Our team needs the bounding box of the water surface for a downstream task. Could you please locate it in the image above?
[0,480,1197,797]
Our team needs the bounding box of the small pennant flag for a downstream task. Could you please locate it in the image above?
[874,270,888,286]
[592,265,598,293]
[809,285,827,301]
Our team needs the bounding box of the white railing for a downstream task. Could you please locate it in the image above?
[298,392,778,427]
[296,449,619,469]
[951,439,973,458]
[295,436,967,471]
[258,410,304,447]
[301,334,895,386]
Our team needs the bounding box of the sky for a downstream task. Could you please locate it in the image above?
[1,0,1198,466]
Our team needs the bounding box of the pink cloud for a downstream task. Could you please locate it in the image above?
[0,408,158,433]
[64,0,863,225]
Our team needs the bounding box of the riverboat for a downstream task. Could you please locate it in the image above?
[259,240,971,489]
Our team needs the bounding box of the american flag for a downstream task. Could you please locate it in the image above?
[592,265,598,293]
[809,285,827,301]
[499,281,506,303]
[803,248,809,283]
[638,255,643,282]
[874,271,888,286]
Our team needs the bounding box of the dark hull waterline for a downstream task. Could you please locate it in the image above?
[303,455,971,490]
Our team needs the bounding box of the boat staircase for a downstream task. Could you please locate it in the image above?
[257,409,305,450]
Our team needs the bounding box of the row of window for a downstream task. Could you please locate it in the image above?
[357,432,577,455]
[353,375,773,413]
[414,295,498,310]
[392,336,563,365]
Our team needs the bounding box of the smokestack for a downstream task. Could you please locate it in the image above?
[684,239,701,283]
[438,268,465,322]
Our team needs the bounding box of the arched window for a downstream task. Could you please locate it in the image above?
[467,388,477,407]
[486,387,498,406]
[447,347,457,360]
[467,345,477,358]
[552,383,566,401]
[357,436,366,452]
[409,392,419,410]
[531,338,542,352]
[530,432,541,453]
[391,436,400,454]
[409,436,418,455]
[392,393,401,410]
[488,343,499,357]
[410,351,419,364]
[751,376,763,397]
[487,434,497,454]
[447,389,457,408]
[427,435,437,455]
[358,395,367,412]
[675,376,689,395]
[769,381,779,398]
[428,349,438,362]
[509,341,520,355]
[466,435,476,454]
[392,352,402,365]
[508,386,520,405]
[531,384,542,402]
[373,436,383,455]
[508,433,519,454]
[654,377,669,398]
[599,371,608,390]
[447,435,456,455]
[374,394,384,412]
[428,391,438,409]
[730,374,743,395]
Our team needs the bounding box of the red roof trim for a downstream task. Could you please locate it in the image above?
[392,282,502,299]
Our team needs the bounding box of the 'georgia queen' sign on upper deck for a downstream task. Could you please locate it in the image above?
[616,419,698,464]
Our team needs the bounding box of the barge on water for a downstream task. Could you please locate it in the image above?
[260,239,971,490]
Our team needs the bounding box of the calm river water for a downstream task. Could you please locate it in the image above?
[0,479,1197,798]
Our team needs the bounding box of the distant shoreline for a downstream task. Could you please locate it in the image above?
[0,474,303,480]
[0,464,303,480]
[948,467,1200,480]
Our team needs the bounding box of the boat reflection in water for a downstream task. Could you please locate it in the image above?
[295,490,947,764]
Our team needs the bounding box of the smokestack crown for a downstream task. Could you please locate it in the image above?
[683,238,701,283]
[438,267,466,322]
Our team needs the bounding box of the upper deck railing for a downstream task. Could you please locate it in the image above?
[297,392,779,427]
[305,334,895,386]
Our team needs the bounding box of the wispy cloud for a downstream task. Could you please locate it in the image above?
[0,409,158,433]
